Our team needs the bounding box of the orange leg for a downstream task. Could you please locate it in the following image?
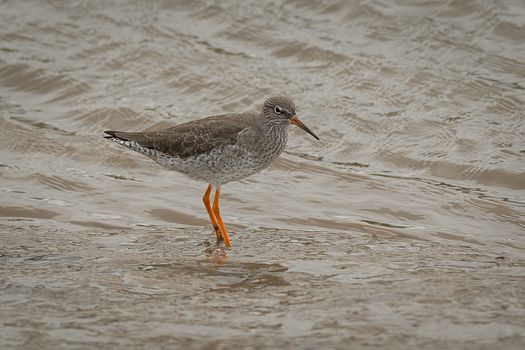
[203,184,222,241]
[212,186,231,246]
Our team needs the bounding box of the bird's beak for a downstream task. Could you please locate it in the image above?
[290,115,320,140]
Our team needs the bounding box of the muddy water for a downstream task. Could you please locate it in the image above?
[1,0,524,348]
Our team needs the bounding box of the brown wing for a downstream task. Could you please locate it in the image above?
[104,113,256,159]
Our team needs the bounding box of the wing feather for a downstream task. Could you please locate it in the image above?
[104,113,256,159]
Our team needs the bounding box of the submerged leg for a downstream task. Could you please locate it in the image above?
[212,185,231,247]
[203,184,222,241]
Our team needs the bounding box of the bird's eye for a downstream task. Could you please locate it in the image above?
[274,106,282,114]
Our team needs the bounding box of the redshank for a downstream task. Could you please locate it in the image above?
[104,96,319,246]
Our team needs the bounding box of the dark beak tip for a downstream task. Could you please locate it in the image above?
[291,115,319,141]
[305,127,320,141]
[304,129,320,141]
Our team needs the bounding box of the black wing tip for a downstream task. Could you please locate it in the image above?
[104,130,118,139]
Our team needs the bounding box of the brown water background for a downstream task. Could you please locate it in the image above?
[1,0,524,349]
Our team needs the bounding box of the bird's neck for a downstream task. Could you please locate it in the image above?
[263,120,289,153]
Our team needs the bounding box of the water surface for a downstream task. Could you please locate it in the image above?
[1,0,524,348]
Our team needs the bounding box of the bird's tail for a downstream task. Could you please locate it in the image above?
[103,130,159,158]
[103,130,119,139]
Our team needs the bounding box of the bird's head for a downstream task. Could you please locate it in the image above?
[261,96,319,140]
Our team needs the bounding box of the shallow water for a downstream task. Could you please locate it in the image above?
[1,0,524,348]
